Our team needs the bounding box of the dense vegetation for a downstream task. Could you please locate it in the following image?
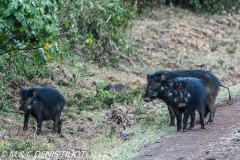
[0,0,137,112]
[58,0,135,66]
[0,0,60,78]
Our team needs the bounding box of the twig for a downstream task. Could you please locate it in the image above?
[118,109,131,129]
[16,126,21,136]
[103,14,112,29]
[33,122,38,138]
[111,40,135,67]
[2,130,9,139]
[138,55,146,66]
[24,132,33,141]
[0,36,16,50]
[0,46,42,56]
[8,124,12,137]
[81,73,95,77]
[63,108,81,114]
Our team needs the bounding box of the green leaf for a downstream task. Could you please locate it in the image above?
[39,7,44,15]
[85,38,93,46]
[64,21,69,28]
[19,26,24,32]
[31,1,36,7]
[14,11,24,22]
[8,2,14,10]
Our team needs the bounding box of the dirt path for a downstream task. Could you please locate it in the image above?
[133,95,240,160]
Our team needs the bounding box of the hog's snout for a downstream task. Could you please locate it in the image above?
[19,110,26,114]
[143,97,152,102]
[178,103,186,108]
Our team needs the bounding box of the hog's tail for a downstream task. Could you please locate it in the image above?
[219,84,231,101]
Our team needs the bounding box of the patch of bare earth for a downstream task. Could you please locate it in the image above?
[134,95,240,160]
[129,8,240,86]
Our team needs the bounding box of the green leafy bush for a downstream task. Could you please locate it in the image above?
[0,0,61,79]
[58,0,135,66]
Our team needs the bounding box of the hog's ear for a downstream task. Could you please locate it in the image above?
[33,90,38,97]
[168,81,173,87]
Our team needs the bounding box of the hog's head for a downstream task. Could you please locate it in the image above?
[143,73,168,102]
[19,88,38,114]
[168,81,189,108]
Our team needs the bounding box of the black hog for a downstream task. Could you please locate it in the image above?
[167,77,206,131]
[143,70,231,125]
[143,75,176,126]
[19,87,66,135]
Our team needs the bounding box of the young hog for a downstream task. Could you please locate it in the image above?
[19,87,66,135]
[167,77,206,131]
[143,70,230,125]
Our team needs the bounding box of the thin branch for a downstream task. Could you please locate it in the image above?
[0,36,16,50]
[102,14,112,29]
[0,46,42,56]
[111,40,135,66]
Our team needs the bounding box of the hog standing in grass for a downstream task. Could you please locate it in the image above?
[167,77,206,131]
[19,87,66,135]
[143,70,231,126]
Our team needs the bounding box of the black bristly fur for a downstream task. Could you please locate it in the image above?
[19,87,66,135]
[143,70,231,126]
[167,77,206,131]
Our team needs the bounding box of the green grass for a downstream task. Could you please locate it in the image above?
[0,138,52,156]
[88,121,174,160]
[87,104,174,160]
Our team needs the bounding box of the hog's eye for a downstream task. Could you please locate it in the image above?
[151,92,156,98]
[153,83,159,88]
